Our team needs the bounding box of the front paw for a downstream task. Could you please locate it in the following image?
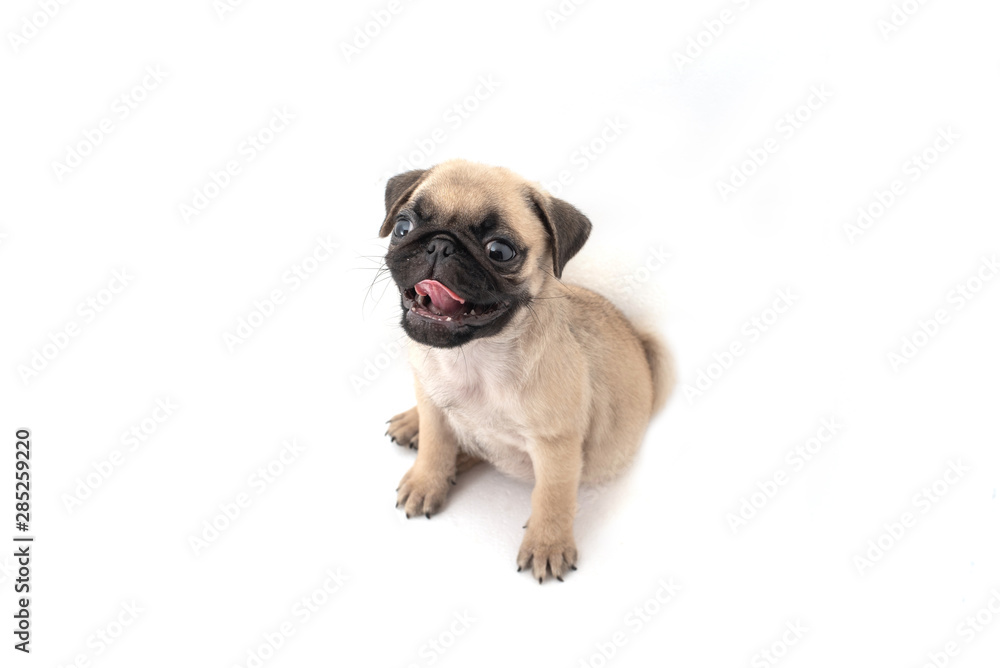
[396,466,453,518]
[517,521,578,583]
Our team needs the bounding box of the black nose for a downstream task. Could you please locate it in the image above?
[426,235,456,258]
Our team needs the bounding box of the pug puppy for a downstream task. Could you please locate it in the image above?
[381,159,672,582]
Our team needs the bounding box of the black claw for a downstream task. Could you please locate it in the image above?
[538,577,543,584]
[405,513,410,519]
[556,576,564,582]
[517,566,522,572]
[425,512,431,519]
[570,565,577,571]
[449,479,456,485]
[522,524,528,529]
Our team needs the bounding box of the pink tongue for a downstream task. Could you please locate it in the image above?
[415,280,466,317]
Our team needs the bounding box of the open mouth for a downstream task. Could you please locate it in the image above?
[401,279,511,326]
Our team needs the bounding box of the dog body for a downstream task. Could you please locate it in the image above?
[411,284,663,484]
[381,160,671,581]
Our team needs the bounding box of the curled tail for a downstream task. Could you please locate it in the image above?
[637,330,675,415]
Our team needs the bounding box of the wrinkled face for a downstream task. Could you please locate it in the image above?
[383,166,549,348]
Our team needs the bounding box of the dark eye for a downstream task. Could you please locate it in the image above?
[393,219,413,238]
[487,240,516,262]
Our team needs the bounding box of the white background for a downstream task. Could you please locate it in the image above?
[2,0,999,666]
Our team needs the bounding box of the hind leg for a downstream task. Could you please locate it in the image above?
[386,406,483,474]
[456,450,483,474]
[386,406,419,449]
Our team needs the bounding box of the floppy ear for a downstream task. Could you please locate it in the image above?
[529,189,592,278]
[379,169,428,237]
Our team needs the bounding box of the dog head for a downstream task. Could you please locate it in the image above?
[379,159,591,348]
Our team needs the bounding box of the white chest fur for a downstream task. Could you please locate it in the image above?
[410,339,536,479]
